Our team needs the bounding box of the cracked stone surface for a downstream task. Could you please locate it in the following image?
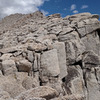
[0,11,99,100]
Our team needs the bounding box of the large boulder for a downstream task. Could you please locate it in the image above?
[53,42,67,79]
[41,49,60,77]
[16,86,59,100]
[62,65,85,96]
[65,39,85,65]
[81,32,100,55]
[82,51,100,69]
[77,19,100,37]
[85,68,100,100]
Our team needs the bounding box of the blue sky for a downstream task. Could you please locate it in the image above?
[0,0,99,19]
[39,0,100,17]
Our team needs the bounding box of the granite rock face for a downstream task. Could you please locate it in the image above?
[0,11,100,100]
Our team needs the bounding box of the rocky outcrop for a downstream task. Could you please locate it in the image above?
[0,11,99,100]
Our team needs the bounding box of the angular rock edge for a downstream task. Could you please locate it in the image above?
[0,11,99,100]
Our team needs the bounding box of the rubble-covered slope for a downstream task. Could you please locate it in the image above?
[0,11,100,100]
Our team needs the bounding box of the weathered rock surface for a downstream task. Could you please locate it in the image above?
[0,11,99,100]
[16,86,58,100]
[41,49,60,77]
[0,91,12,100]
[2,60,17,75]
[53,42,67,79]
[16,59,32,74]
[25,98,46,100]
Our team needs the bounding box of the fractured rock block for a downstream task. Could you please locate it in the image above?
[82,51,100,69]
[85,68,100,100]
[65,39,85,65]
[16,86,59,100]
[77,27,87,37]
[53,42,67,79]
[16,59,32,74]
[41,49,60,77]
[63,66,85,96]
[81,32,100,55]
[27,50,34,63]
[2,60,17,75]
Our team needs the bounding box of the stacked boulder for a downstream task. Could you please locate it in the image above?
[0,11,99,100]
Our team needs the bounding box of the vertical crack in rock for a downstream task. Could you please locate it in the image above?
[96,29,100,40]
[94,68,99,82]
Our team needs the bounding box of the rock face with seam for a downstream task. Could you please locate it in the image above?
[0,11,100,100]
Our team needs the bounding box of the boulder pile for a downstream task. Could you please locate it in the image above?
[0,11,100,100]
